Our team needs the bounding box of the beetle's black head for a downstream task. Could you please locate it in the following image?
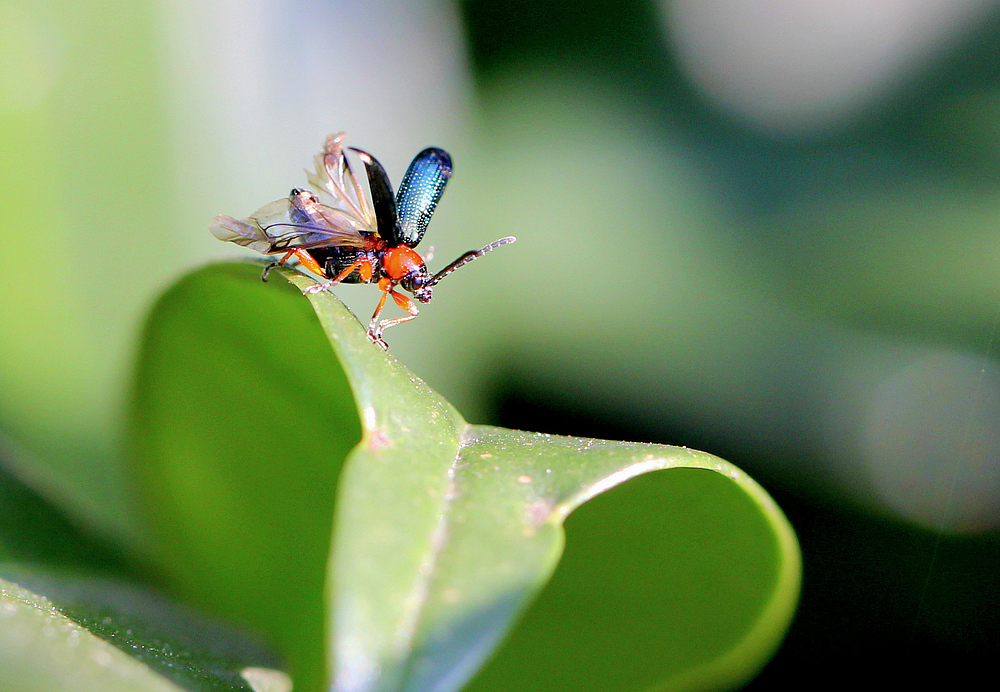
[402,268,434,303]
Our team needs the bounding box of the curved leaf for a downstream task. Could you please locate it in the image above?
[461,464,797,692]
[284,270,800,692]
[129,263,798,692]
[128,264,360,692]
[0,576,185,692]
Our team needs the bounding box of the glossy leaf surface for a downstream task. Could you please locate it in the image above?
[290,268,801,692]
[129,263,799,692]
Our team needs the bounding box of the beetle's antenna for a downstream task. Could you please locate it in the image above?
[426,236,516,287]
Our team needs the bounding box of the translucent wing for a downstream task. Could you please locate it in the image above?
[306,133,378,233]
[395,147,452,248]
[212,133,378,255]
[211,213,277,255]
[211,193,367,255]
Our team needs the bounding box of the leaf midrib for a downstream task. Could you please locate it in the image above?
[393,423,467,690]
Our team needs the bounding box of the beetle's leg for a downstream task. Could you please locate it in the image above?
[368,286,420,349]
[366,281,394,350]
[262,262,278,281]
[266,248,326,282]
[302,255,374,294]
[261,249,296,281]
[356,257,375,282]
[291,249,325,277]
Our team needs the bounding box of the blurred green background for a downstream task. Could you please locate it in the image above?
[2,0,1000,686]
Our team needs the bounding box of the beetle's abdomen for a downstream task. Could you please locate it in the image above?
[313,246,380,283]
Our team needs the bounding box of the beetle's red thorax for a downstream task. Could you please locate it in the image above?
[383,245,424,280]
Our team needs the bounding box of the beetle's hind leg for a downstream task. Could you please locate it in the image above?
[261,250,295,281]
[263,248,325,282]
[261,261,279,281]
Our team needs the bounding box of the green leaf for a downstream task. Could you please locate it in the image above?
[0,571,289,692]
[460,465,798,692]
[285,272,799,692]
[0,575,188,692]
[128,264,360,692]
[0,0,179,545]
[0,459,121,572]
[0,455,289,692]
[129,263,799,692]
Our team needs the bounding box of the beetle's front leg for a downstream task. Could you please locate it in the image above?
[366,279,420,349]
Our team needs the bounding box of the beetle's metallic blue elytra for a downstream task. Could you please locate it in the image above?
[354,146,452,249]
[395,148,453,248]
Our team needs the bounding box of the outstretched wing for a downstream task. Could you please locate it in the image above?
[210,193,367,255]
[212,133,378,255]
[395,147,452,248]
[306,133,378,233]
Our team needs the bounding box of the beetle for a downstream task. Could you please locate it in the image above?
[212,133,515,349]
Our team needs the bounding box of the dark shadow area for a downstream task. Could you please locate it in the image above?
[465,1,1000,684]
[0,455,124,573]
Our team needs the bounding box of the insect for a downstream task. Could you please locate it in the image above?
[211,133,515,349]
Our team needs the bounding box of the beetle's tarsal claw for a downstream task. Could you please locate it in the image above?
[261,261,279,282]
[302,281,335,295]
[366,329,390,350]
